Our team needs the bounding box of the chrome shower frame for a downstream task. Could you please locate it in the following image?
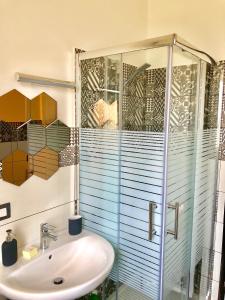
[75,33,219,300]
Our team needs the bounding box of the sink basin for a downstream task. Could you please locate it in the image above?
[0,230,114,300]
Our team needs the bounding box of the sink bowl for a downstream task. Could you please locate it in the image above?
[0,230,114,300]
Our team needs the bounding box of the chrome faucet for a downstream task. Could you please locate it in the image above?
[40,223,57,250]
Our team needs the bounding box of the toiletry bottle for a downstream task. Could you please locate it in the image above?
[1,229,18,266]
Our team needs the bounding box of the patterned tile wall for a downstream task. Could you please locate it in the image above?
[207,61,225,299]
[81,57,120,129]
[145,68,166,131]
[122,63,147,131]
[218,61,225,160]
[59,128,79,166]
[81,58,200,133]
[205,63,221,130]
[170,64,198,132]
[0,121,27,142]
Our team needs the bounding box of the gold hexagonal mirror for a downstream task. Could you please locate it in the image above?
[30,147,59,180]
[31,92,57,126]
[2,150,32,186]
[46,120,70,152]
[0,89,72,186]
[0,89,30,122]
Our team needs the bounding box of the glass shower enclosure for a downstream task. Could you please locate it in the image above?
[75,34,222,300]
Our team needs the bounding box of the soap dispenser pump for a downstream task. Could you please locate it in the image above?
[1,229,18,266]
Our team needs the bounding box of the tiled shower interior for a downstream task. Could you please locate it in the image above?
[81,57,203,132]
[78,50,221,300]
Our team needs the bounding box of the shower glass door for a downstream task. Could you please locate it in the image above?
[78,38,220,300]
[163,46,203,300]
[79,47,169,300]
[118,47,168,300]
[79,53,122,300]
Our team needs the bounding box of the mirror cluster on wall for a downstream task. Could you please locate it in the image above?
[0,89,72,186]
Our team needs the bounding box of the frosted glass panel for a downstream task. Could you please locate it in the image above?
[163,46,200,300]
[80,48,168,300]
[79,43,220,300]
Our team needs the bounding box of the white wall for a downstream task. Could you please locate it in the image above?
[147,0,225,61]
[0,0,148,266]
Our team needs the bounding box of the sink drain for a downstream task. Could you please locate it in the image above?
[53,277,64,285]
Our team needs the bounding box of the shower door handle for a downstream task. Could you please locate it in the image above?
[167,202,179,240]
[148,201,157,241]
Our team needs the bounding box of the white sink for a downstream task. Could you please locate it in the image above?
[0,230,114,300]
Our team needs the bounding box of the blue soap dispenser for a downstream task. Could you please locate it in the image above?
[1,229,18,267]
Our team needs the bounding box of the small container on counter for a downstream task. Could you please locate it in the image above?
[22,245,39,260]
[1,229,18,267]
[68,215,82,235]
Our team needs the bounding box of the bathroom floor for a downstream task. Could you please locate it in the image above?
[108,284,152,300]
[107,285,200,300]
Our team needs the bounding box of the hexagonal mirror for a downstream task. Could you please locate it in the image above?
[0,89,31,123]
[27,121,46,155]
[2,150,32,186]
[0,121,14,161]
[46,120,70,152]
[0,89,31,184]
[0,89,73,186]
[31,92,57,126]
[30,147,59,180]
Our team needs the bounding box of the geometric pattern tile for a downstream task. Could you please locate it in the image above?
[81,57,105,91]
[70,127,79,146]
[59,127,79,166]
[106,58,120,91]
[80,58,222,136]
[122,63,146,131]
[59,145,79,167]
[221,110,225,128]
[170,65,197,132]
[218,60,225,160]
[204,63,221,129]
[219,144,225,161]
[81,56,120,129]
[220,128,225,144]
[145,68,166,131]
[0,121,27,142]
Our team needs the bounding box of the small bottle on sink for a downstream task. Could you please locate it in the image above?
[1,229,18,267]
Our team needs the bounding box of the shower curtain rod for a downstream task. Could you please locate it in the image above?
[16,72,76,89]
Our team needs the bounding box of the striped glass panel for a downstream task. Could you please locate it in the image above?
[80,128,120,284]
[164,132,197,300]
[163,46,200,300]
[79,46,220,300]
[80,128,164,300]
[118,130,164,300]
